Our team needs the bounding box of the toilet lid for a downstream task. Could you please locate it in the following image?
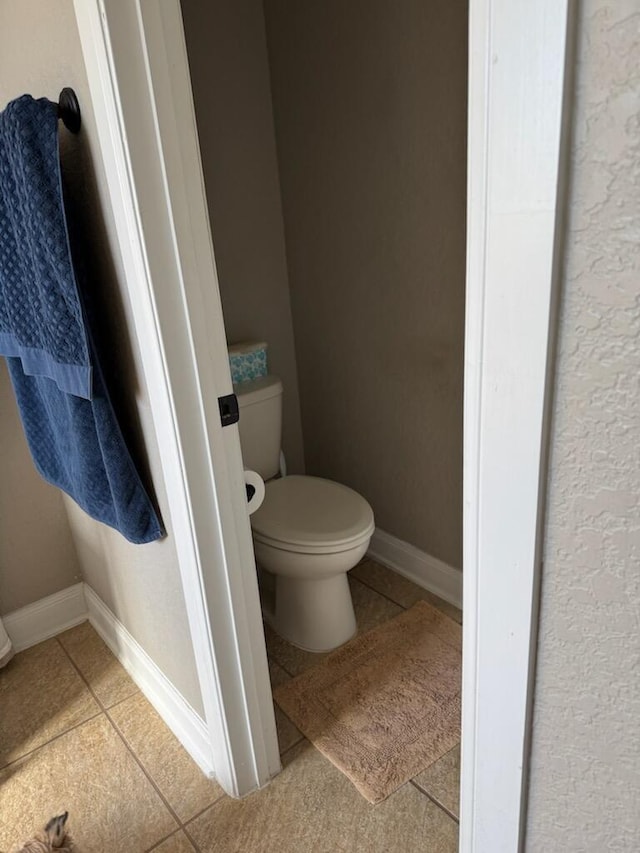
[251,476,374,550]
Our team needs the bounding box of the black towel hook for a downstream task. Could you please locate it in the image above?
[57,87,81,134]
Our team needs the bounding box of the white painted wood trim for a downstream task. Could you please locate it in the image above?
[138,0,280,793]
[368,529,462,609]
[461,2,571,851]
[3,584,87,652]
[73,0,279,797]
[84,584,214,778]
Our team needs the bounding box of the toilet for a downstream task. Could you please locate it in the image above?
[235,375,374,652]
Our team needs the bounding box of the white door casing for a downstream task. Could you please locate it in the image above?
[461,2,571,850]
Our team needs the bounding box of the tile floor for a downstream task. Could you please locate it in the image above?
[0,560,461,852]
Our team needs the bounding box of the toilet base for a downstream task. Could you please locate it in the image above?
[264,572,357,653]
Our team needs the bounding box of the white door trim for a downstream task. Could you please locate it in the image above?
[461,2,571,850]
[73,0,280,796]
[73,0,572,847]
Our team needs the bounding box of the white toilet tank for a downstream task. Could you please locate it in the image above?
[234,375,283,480]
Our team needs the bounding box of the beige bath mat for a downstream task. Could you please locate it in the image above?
[273,600,462,804]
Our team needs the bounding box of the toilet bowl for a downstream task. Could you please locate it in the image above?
[234,371,375,652]
[251,475,374,651]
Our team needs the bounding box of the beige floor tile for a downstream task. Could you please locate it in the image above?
[0,639,100,767]
[268,659,303,753]
[274,706,303,754]
[57,621,138,708]
[268,657,291,689]
[265,578,402,677]
[413,745,460,819]
[349,575,404,630]
[351,560,463,624]
[186,740,458,853]
[0,715,177,852]
[264,623,328,677]
[150,830,197,852]
[109,693,224,822]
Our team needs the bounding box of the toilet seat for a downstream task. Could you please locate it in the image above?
[251,475,374,555]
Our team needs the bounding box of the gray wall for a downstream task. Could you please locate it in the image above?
[0,0,203,716]
[264,0,467,567]
[180,0,305,474]
[526,3,640,849]
[0,363,80,613]
[0,2,84,615]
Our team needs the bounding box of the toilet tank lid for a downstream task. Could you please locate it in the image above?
[234,375,282,407]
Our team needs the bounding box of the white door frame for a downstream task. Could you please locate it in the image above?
[461,2,571,850]
[74,0,572,848]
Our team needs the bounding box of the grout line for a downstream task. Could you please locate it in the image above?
[105,699,214,853]
[0,709,104,773]
[363,560,462,620]
[182,800,220,829]
[180,782,232,836]
[272,658,296,679]
[180,822,204,852]
[180,741,310,837]
[54,636,111,712]
[54,636,140,719]
[279,735,308,762]
[54,636,206,851]
[276,727,305,756]
[100,688,141,712]
[144,829,182,851]
[144,826,201,852]
[409,779,460,824]
[274,731,461,829]
[105,704,183,821]
[268,658,307,754]
[280,731,305,754]
[263,639,299,679]
[353,560,463,621]
[348,571,409,612]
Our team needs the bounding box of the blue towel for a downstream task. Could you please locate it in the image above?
[1,94,164,544]
[0,95,91,398]
[7,350,164,545]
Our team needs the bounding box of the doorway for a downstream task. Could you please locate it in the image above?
[74,0,571,849]
[180,0,466,835]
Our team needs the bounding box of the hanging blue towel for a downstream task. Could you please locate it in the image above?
[7,350,164,545]
[0,95,92,398]
[0,94,163,544]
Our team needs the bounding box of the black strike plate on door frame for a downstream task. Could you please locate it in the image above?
[218,393,239,427]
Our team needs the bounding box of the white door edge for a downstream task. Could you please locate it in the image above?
[73,0,280,797]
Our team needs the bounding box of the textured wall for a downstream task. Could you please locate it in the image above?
[180,0,305,474]
[264,0,467,567]
[0,0,203,715]
[526,3,640,850]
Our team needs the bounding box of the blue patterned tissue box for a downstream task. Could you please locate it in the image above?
[228,341,268,384]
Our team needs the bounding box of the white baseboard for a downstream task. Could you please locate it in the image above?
[3,583,88,652]
[367,528,463,610]
[83,584,214,779]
